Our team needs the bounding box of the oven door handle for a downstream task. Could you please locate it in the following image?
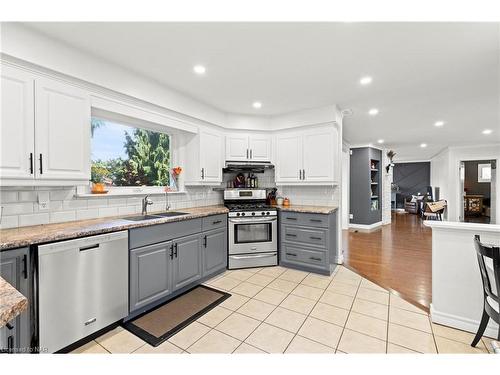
[231,253,276,260]
[229,217,277,224]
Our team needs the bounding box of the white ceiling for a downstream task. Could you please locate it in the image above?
[24,22,500,160]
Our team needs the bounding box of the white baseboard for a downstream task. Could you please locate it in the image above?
[430,303,498,339]
[348,221,383,231]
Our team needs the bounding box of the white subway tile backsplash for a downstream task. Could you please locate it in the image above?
[18,191,38,202]
[87,199,109,208]
[19,213,49,226]
[63,200,88,210]
[0,191,18,203]
[2,202,34,215]
[50,211,76,223]
[98,207,119,217]
[107,198,128,206]
[49,189,76,201]
[0,215,19,229]
[118,206,138,215]
[75,208,99,221]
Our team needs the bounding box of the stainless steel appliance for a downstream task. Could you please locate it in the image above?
[37,231,128,353]
[225,189,278,269]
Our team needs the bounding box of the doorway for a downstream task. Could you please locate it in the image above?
[460,160,496,224]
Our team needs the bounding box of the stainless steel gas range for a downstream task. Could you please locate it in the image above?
[224,189,278,269]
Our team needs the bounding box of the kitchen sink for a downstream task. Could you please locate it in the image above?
[152,211,188,217]
[123,212,188,221]
[123,215,164,221]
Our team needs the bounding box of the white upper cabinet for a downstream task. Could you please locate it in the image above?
[225,134,271,162]
[35,78,91,180]
[0,65,91,185]
[225,134,249,161]
[275,125,338,185]
[0,66,35,180]
[200,130,223,183]
[184,129,223,185]
[275,132,302,182]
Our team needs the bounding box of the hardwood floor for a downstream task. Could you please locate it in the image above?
[342,211,432,311]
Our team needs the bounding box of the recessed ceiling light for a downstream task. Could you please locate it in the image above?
[377,139,384,144]
[420,143,427,148]
[482,129,493,135]
[360,76,373,85]
[368,108,379,116]
[434,121,445,127]
[252,101,262,109]
[193,65,206,75]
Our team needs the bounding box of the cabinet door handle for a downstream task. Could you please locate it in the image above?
[170,244,174,259]
[39,153,43,174]
[29,153,34,174]
[6,322,14,330]
[203,235,207,248]
[201,168,204,179]
[286,252,297,257]
[310,219,322,223]
[286,217,297,221]
[22,254,27,279]
[309,256,322,261]
[310,236,322,240]
[212,220,222,225]
[303,169,305,180]
[250,149,252,159]
[286,233,297,237]
[246,149,249,159]
[299,170,302,180]
[174,243,178,258]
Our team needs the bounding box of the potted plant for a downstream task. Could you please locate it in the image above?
[90,163,110,193]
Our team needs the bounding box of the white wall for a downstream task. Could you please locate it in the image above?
[431,145,500,223]
[382,148,393,225]
[341,144,350,229]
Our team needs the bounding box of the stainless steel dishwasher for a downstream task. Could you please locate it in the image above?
[37,231,128,353]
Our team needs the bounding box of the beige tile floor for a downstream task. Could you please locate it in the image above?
[72,265,495,354]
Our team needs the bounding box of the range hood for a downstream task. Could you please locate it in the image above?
[223,161,274,173]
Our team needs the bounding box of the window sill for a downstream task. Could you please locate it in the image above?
[74,190,187,198]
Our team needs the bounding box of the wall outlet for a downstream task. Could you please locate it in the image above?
[38,202,49,211]
[349,213,353,220]
[37,191,50,211]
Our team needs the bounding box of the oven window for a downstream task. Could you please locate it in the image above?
[234,223,272,244]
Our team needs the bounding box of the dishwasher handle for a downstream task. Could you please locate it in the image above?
[79,244,99,252]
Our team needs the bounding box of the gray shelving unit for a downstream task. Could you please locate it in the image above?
[349,147,382,225]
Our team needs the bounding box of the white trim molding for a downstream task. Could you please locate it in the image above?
[348,221,383,231]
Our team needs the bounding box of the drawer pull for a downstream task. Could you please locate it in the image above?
[286,217,297,220]
[309,256,322,261]
[310,236,322,240]
[286,252,297,257]
[310,219,322,223]
[212,220,222,225]
[286,233,297,237]
[84,317,97,326]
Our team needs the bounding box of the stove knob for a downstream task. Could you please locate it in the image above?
[241,212,246,216]
[266,212,270,215]
[236,213,240,217]
[261,212,265,216]
[252,212,255,216]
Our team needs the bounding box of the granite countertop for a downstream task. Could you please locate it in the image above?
[0,205,229,251]
[272,204,338,214]
[0,276,28,328]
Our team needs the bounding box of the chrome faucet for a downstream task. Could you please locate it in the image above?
[142,195,153,215]
[165,190,171,211]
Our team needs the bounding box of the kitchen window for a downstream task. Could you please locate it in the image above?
[90,117,172,188]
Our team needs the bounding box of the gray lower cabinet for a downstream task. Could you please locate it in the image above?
[129,241,173,312]
[128,215,228,316]
[0,247,31,353]
[279,211,337,275]
[202,228,227,275]
[172,234,202,291]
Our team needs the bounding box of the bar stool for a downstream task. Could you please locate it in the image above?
[471,235,500,346]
